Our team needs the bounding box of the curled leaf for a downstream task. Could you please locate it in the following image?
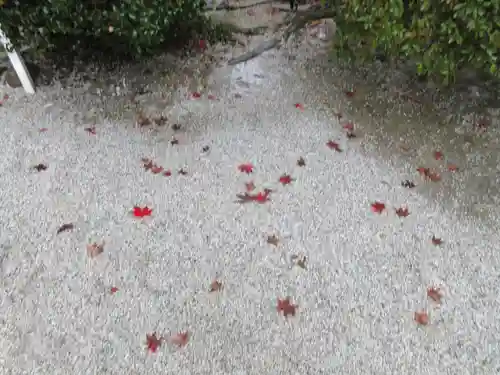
[151,165,164,174]
[33,163,48,172]
[191,92,201,99]
[57,223,74,235]
[164,170,172,176]
[297,157,306,167]
[294,103,304,110]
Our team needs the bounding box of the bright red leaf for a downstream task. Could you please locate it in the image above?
[279,174,294,185]
[414,311,429,325]
[434,151,443,160]
[238,163,254,174]
[133,206,152,218]
[371,201,386,214]
[395,206,410,217]
[235,189,272,204]
[84,126,96,135]
[164,170,172,177]
[110,287,119,294]
[327,140,342,152]
[294,103,304,110]
[146,333,163,353]
[171,332,189,347]
[427,287,442,303]
[191,92,201,99]
[277,297,297,317]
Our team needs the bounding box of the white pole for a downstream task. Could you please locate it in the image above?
[0,26,35,94]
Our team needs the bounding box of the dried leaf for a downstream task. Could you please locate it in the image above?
[327,140,342,152]
[209,280,223,292]
[171,332,189,347]
[427,287,442,303]
[170,137,179,145]
[402,180,416,188]
[297,157,306,167]
[207,94,216,100]
[178,168,188,175]
[395,206,410,217]
[172,123,182,131]
[202,146,210,152]
[267,234,279,246]
[137,113,151,127]
[84,126,96,135]
[39,128,49,132]
[371,202,386,214]
[277,297,297,317]
[87,242,104,258]
[431,236,443,246]
[279,174,294,185]
[291,255,307,269]
[133,206,153,218]
[153,116,167,126]
[57,223,74,235]
[414,311,429,325]
[33,163,48,172]
[146,333,163,353]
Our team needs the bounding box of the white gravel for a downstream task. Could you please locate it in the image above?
[0,49,500,375]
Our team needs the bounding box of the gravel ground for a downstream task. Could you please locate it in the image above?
[1,43,500,375]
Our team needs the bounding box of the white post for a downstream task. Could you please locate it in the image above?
[0,26,35,94]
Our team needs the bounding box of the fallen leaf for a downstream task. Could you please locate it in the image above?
[277,297,297,317]
[417,167,430,177]
[133,206,153,218]
[84,126,96,135]
[110,287,119,294]
[57,223,74,234]
[345,89,355,97]
[198,40,207,50]
[87,242,104,258]
[33,163,48,172]
[172,123,182,131]
[137,113,151,127]
[143,159,154,171]
[267,234,279,246]
[402,180,416,188]
[235,190,271,204]
[414,311,429,325]
[238,163,254,174]
[191,92,202,99]
[395,206,410,217]
[343,122,354,131]
[178,168,188,175]
[202,146,210,152]
[151,164,164,174]
[448,164,459,172]
[164,170,172,176]
[294,103,304,110]
[346,131,356,139]
[431,236,443,246]
[171,137,179,145]
[371,202,386,214]
[427,287,442,303]
[209,280,223,292]
[171,332,189,347]
[291,254,307,269]
[207,94,216,100]
[279,174,294,185]
[327,140,342,152]
[146,333,163,353]
[39,128,48,132]
[417,167,441,182]
[245,181,255,192]
[297,157,306,167]
[434,151,443,160]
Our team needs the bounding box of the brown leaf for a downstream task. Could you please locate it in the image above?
[297,157,306,167]
[427,287,442,303]
[209,280,223,292]
[267,234,279,246]
[170,137,179,145]
[291,254,307,269]
[178,168,188,175]
[33,163,48,172]
[87,242,105,258]
[137,113,151,127]
[153,116,167,126]
[431,236,443,246]
[57,223,74,235]
[172,123,182,131]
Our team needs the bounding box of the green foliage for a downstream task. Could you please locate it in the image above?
[0,0,209,60]
[332,0,500,84]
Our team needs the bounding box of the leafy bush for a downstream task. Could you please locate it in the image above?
[0,0,209,60]
[332,0,500,84]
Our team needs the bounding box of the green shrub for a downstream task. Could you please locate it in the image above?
[332,0,500,84]
[0,0,209,60]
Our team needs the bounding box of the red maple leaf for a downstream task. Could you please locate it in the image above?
[434,151,443,160]
[279,174,294,185]
[235,189,271,204]
[238,163,254,174]
[191,92,201,99]
[395,206,410,217]
[146,333,163,353]
[133,206,153,217]
[164,170,172,176]
[343,122,354,131]
[171,332,189,347]
[294,103,304,110]
[84,126,96,135]
[427,287,442,303]
[431,236,443,245]
[414,311,429,325]
[110,287,119,294]
[371,201,386,214]
[277,297,297,317]
[327,140,342,152]
[245,181,255,192]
